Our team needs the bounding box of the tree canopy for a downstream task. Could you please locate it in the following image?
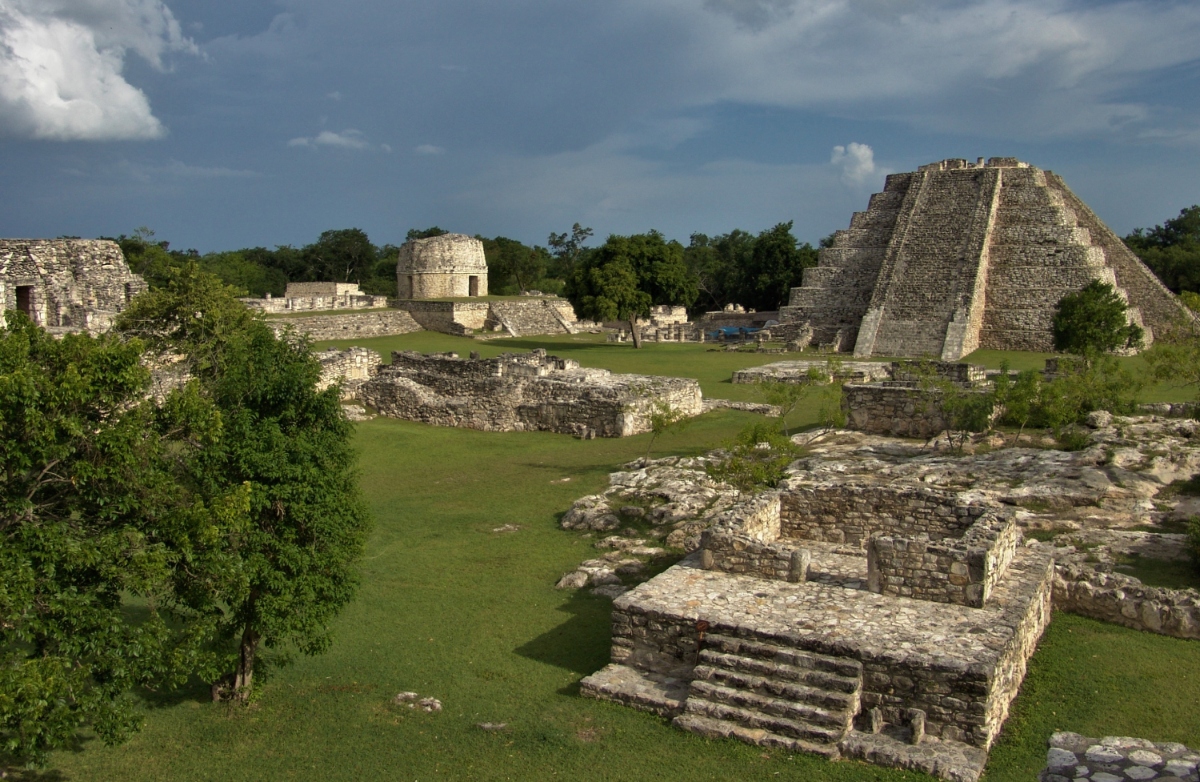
[1125,205,1200,294]
[1052,280,1144,355]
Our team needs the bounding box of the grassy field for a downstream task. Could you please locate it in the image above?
[44,336,1200,781]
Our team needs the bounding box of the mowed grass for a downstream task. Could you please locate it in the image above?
[45,338,1200,781]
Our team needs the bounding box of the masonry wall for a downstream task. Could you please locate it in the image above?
[0,239,147,334]
[396,233,488,299]
[359,349,703,437]
[265,310,422,340]
[244,291,388,314]
[315,347,381,399]
[779,484,983,545]
[697,494,796,581]
[397,301,490,335]
[487,298,577,336]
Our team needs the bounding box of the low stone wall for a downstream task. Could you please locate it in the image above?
[842,382,997,439]
[1040,732,1200,782]
[243,292,388,314]
[1053,563,1200,639]
[315,347,381,399]
[396,300,490,335]
[698,494,799,581]
[779,484,983,546]
[733,360,892,385]
[866,515,1016,607]
[266,310,422,340]
[891,361,987,385]
[609,608,700,678]
[359,349,703,437]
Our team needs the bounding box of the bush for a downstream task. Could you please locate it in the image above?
[1052,280,1143,354]
[706,422,806,491]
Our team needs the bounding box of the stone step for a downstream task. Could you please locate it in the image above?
[672,713,842,759]
[579,663,688,717]
[703,633,863,681]
[681,697,846,745]
[693,663,858,713]
[688,678,853,730]
[698,648,861,695]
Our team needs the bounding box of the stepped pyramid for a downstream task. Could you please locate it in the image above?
[781,157,1188,359]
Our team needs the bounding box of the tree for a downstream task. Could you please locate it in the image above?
[684,230,754,315]
[301,228,377,284]
[406,226,448,242]
[547,223,593,277]
[1125,206,1200,294]
[116,265,371,701]
[1052,280,1144,355]
[480,236,550,294]
[0,313,243,764]
[564,232,696,348]
[737,222,818,312]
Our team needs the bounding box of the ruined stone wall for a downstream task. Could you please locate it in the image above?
[243,288,388,314]
[696,494,795,581]
[842,382,989,439]
[359,349,703,437]
[732,360,892,385]
[779,484,982,545]
[285,282,361,297]
[315,347,381,399]
[265,310,422,340]
[866,514,1017,607]
[396,233,488,299]
[397,301,490,335]
[0,239,147,334]
[1054,564,1200,638]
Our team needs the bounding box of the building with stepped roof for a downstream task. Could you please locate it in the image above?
[780,158,1188,359]
[1,239,147,334]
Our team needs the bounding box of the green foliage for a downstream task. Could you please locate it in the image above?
[706,421,806,491]
[0,313,244,765]
[758,359,839,435]
[406,226,449,242]
[1145,317,1200,408]
[643,399,693,459]
[684,224,818,314]
[546,223,593,278]
[116,267,371,700]
[1052,280,1143,355]
[1125,205,1200,294]
[480,236,553,295]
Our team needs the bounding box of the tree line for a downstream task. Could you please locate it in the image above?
[111,221,823,315]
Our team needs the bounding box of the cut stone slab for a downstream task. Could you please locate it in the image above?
[579,664,688,717]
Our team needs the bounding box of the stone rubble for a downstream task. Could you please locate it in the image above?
[1041,733,1200,782]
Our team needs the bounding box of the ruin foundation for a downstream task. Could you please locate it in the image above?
[581,481,1053,782]
[359,349,703,437]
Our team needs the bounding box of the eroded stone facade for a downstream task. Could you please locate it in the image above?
[243,282,388,314]
[315,347,381,399]
[396,233,488,299]
[359,349,703,437]
[0,239,146,334]
[780,158,1188,360]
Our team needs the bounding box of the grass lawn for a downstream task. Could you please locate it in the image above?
[44,340,1200,781]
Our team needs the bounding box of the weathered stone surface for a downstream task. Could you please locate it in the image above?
[242,282,388,314]
[0,239,146,334]
[1040,734,1200,782]
[360,349,703,437]
[778,158,1190,360]
[396,233,488,299]
[733,360,892,385]
[265,309,423,340]
[315,347,381,399]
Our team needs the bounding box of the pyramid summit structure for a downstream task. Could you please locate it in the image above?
[780,157,1189,360]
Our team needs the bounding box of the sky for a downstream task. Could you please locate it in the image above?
[1,0,1199,254]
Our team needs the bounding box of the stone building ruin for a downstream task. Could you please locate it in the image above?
[581,480,1052,781]
[780,158,1188,359]
[359,349,703,438]
[242,282,388,314]
[0,239,147,334]
[396,233,488,299]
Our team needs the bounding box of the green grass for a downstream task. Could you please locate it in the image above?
[43,343,1200,780]
[1113,554,1200,591]
[963,348,1194,404]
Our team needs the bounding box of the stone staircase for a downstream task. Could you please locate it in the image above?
[672,633,863,759]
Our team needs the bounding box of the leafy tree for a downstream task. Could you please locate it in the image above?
[643,399,693,460]
[0,313,244,764]
[1052,280,1143,355]
[684,230,754,315]
[301,228,377,284]
[116,265,371,701]
[480,236,551,294]
[737,222,818,312]
[1125,206,1200,293]
[547,223,593,277]
[406,226,449,242]
[705,422,806,491]
[565,232,696,348]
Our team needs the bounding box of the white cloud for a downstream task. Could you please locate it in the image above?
[830,142,876,185]
[415,143,445,155]
[326,90,341,100]
[288,128,373,150]
[121,158,259,182]
[0,0,196,141]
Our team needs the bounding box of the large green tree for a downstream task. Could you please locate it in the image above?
[737,221,818,312]
[0,313,243,764]
[116,265,371,700]
[565,232,696,347]
[1052,280,1144,355]
[1125,206,1200,294]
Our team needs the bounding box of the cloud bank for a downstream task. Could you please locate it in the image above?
[0,0,195,141]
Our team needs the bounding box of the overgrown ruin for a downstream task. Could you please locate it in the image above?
[359,349,703,437]
[0,239,146,334]
[779,158,1189,359]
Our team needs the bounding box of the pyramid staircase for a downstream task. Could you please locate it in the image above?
[673,633,863,759]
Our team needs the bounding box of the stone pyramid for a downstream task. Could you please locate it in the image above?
[780,157,1188,359]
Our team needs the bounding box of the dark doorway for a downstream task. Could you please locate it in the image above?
[16,286,33,316]
[469,275,479,297]
[408,275,415,297]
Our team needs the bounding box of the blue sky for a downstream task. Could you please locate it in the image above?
[2,0,1199,253]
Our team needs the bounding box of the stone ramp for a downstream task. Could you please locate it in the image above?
[488,300,574,337]
[673,633,862,759]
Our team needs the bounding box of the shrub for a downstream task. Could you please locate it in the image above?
[1052,280,1143,354]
